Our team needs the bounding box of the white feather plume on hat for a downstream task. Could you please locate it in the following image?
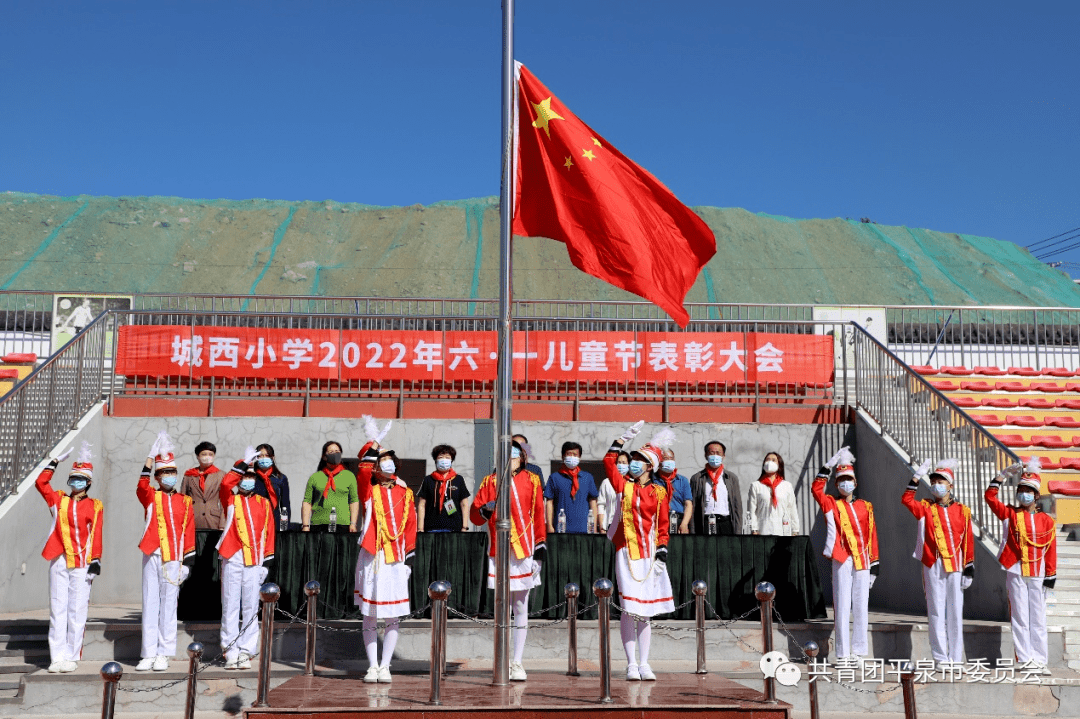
[76,441,93,465]
[1025,457,1042,475]
[836,447,855,466]
[155,430,175,459]
[649,427,677,451]
[935,458,960,471]
[362,414,380,442]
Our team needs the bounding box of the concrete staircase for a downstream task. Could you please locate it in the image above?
[0,622,49,707]
[1048,531,1080,670]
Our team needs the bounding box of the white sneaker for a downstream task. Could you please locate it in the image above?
[237,652,252,670]
[224,657,239,670]
[363,666,380,683]
[135,657,155,672]
[152,656,169,672]
[60,661,78,673]
[509,661,527,681]
[378,665,392,683]
[626,664,640,681]
[638,664,656,681]
[47,662,63,673]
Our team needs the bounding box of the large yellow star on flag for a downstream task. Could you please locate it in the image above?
[531,97,564,138]
[581,149,596,161]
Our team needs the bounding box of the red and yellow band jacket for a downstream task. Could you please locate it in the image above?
[356,442,417,564]
[812,474,879,570]
[36,467,103,569]
[137,471,195,564]
[604,448,670,561]
[216,465,275,567]
[902,486,974,573]
[470,466,546,560]
[985,482,1056,580]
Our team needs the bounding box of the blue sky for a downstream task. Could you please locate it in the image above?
[2,1,1078,272]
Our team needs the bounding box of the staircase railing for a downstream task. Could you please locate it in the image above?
[852,323,1018,546]
[0,312,110,501]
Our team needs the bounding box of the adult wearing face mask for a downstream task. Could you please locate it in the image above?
[604,421,674,682]
[690,441,742,535]
[180,441,227,530]
[354,439,418,683]
[136,432,195,673]
[545,442,599,533]
[36,442,103,674]
[252,444,291,530]
[811,447,879,662]
[301,441,359,532]
[986,458,1057,674]
[470,441,546,682]
[218,448,276,670]
[902,458,973,668]
[417,444,471,533]
[748,452,800,536]
[597,450,630,532]
[650,432,693,535]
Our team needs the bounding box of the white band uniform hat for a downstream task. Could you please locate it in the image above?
[833,447,856,479]
[69,441,94,480]
[929,458,959,483]
[1018,457,1042,493]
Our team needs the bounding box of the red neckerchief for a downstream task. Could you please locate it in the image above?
[658,468,677,496]
[321,464,343,498]
[431,468,457,508]
[759,474,782,508]
[256,467,278,508]
[562,465,581,498]
[184,464,220,493]
[706,465,724,502]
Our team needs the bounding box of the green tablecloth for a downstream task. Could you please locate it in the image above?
[180,531,825,622]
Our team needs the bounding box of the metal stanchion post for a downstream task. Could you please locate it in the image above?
[755,581,776,704]
[593,578,614,704]
[439,582,451,678]
[304,580,320,676]
[183,642,203,719]
[900,661,918,719]
[429,581,451,705]
[100,662,122,719]
[803,641,820,719]
[565,583,580,676]
[693,579,708,674]
[252,583,280,708]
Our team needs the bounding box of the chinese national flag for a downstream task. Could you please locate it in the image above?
[512,63,716,327]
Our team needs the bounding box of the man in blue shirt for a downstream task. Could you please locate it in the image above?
[656,447,694,534]
[544,442,599,534]
[513,433,546,487]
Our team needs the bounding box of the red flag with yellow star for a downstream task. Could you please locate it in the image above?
[511,63,715,327]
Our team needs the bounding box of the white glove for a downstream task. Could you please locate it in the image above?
[1001,461,1023,482]
[532,561,542,580]
[913,459,933,478]
[178,566,191,584]
[54,447,74,463]
[243,445,259,465]
[258,566,270,585]
[620,420,645,443]
[960,575,973,591]
[825,446,849,469]
[148,435,161,462]
[375,420,392,444]
[868,574,877,590]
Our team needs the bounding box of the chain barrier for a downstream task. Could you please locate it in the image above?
[278,601,434,633]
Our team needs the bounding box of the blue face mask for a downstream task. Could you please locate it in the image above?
[67,478,88,492]
[436,457,453,472]
[511,447,521,460]
[837,480,855,496]
[563,456,580,469]
[930,483,950,499]
[239,478,256,492]
[660,460,676,474]
[707,455,724,469]
[159,474,178,490]
[255,457,273,469]
[616,463,630,476]
[1017,491,1035,506]
[629,460,646,477]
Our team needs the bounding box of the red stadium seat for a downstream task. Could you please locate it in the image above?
[911,365,937,375]
[1,353,36,364]
[1031,382,1067,393]
[1042,367,1076,378]
[941,366,973,376]
[1008,367,1040,377]
[961,381,996,391]
[931,380,959,391]
[985,397,1018,408]
[951,397,981,408]
[1060,457,1080,471]
[972,414,1006,427]
[995,434,1029,447]
[974,366,1007,376]
[1066,382,1080,392]
[1032,435,1072,449]
[996,382,1027,392]
[1057,399,1080,410]
[1047,480,1080,496]
[1020,398,1056,409]
[1005,415,1043,427]
[1046,416,1080,429]
[0,369,18,379]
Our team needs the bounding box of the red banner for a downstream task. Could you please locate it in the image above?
[115,326,833,385]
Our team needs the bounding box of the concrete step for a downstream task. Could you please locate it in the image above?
[0,646,49,659]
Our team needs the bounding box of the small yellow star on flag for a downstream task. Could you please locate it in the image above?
[581,149,596,161]
[592,137,602,147]
[564,156,573,169]
[531,97,564,138]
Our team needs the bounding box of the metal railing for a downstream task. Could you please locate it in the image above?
[853,324,1019,545]
[0,311,110,500]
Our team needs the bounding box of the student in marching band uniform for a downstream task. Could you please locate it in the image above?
[986,458,1057,673]
[903,458,974,667]
[812,447,879,661]
[471,439,547,681]
[217,448,276,670]
[605,422,675,682]
[36,442,103,673]
[136,432,195,672]
[354,417,418,684]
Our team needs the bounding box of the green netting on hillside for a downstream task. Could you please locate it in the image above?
[1,191,1078,309]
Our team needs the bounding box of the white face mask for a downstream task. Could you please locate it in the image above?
[837,480,855,496]
[379,459,396,475]
[616,463,630,476]
[563,456,580,469]
[436,457,452,472]
[763,460,779,474]
[707,455,724,469]
[931,483,950,499]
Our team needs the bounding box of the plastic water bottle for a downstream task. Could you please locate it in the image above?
[557,508,566,534]
[587,508,596,534]
[328,506,337,533]
[669,509,679,533]
[279,506,289,532]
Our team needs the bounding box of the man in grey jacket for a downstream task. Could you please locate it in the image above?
[689,441,742,535]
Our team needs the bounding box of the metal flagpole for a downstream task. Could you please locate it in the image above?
[492,0,515,688]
